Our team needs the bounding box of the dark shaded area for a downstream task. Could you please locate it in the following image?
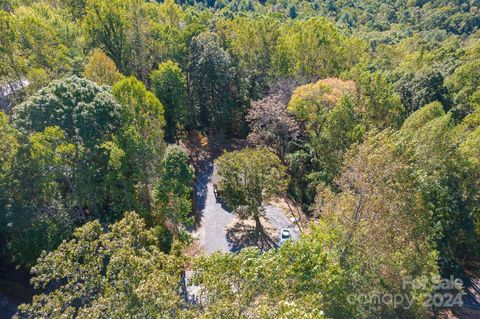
[190,159,213,230]
[215,195,231,213]
[462,277,480,310]
[0,260,34,318]
[0,293,18,319]
[225,221,278,253]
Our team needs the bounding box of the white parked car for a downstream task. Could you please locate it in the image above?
[279,229,291,245]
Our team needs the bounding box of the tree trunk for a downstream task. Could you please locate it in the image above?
[254,214,262,235]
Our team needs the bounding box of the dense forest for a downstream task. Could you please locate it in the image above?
[0,0,479,318]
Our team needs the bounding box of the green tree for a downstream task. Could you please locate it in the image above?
[85,0,156,80]
[5,126,76,267]
[287,78,357,132]
[0,112,17,181]
[189,32,235,131]
[216,148,288,233]
[313,131,439,318]
[446,42,480,118]
[6,76,169,267]
[19,212,188,318]
[192,225,352,318]
[459,110,480,238]
[0,112,18,247]
[84,49,124,86]
[150,60,188,141]
[287,78,363,185]
[61,0,88,20]
[146,0,189,65]
[0,11,26,110]
[12,4,81,91]
[154,145,194,237]
[311,95,362,183]
[398,102,480,274]
[274,18,366,79]
[13,76,123,147]
[348,68,405,129]
[112,76,165,167]
[12,76,125,210]
[218,16,280,98]
[112,76,165,218]
[396,68,448,114]
[84,0,132,74]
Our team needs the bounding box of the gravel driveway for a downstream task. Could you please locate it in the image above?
[192,161,300,254]
[192,161,234,253]
[264,205,300,242]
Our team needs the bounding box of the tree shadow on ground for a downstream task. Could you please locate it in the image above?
[190,160,213,229]
[226,221,278,253]
[215,195,231,212]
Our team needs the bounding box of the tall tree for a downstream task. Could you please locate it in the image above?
[274,18,366,79]
[154,145,194,237]
[13,76,123,147]
[446,42,480,118]
[5,126,77,267]
[13,4,81,91]
[396,68,449,114]
[146,0,191,70]
[7,77,140,266]
[287,78,363,185]
[398,102,480,273]
[84,49,124,86]
[85,0,132,75]
[218,16,280,98]
[348,67,405,129]
[0,11,26,112]
[4,75,170,267]
[313,131,439,318]
[19,212,187,318]
[150,60,188,141]
[0,112,18,251]
[189,32,235,131]
[216,148,288,233]
[112,76,165,218]
[246,80,303,160]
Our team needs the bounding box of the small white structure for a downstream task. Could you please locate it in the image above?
[0,78,29,114]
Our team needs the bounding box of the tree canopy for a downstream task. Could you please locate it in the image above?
[216,148,288,232]
[19,212,186,318]
[1,0,479,318]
